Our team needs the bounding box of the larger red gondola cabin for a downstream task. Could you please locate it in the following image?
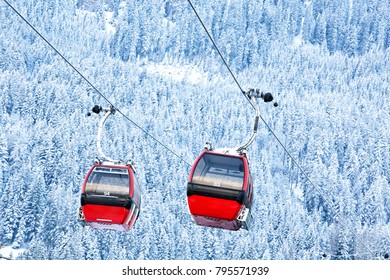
[187,149,253,230]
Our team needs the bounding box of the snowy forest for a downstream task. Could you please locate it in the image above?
[0,0,389,260]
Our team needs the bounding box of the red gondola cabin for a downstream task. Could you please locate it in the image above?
[187,149,253,230]
[80,162,141,232]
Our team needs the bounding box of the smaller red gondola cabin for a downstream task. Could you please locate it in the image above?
[79,162,141,232]
[187,149,253,230]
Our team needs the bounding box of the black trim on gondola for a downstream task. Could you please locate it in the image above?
[81,194,133,209]
[187,183,246,204]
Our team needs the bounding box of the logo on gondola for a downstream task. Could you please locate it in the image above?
[104,191,111,196]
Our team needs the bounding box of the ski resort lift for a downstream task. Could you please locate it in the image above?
[78,105,141,232]
[187,90,277,231]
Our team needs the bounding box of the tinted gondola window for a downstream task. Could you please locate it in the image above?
[85,167,130,198]
[191,153,244,190]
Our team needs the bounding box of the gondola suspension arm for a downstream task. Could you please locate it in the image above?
[237,89,277,154]
[88,105,118,163]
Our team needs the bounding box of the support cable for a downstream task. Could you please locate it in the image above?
[186,0,251,104]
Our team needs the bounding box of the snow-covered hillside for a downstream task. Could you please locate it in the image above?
[0,0,389,260]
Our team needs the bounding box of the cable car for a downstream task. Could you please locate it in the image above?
[186,90,276,231]
[78,106,141,232]
[187,145,253,230]
[79,160,141,231]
